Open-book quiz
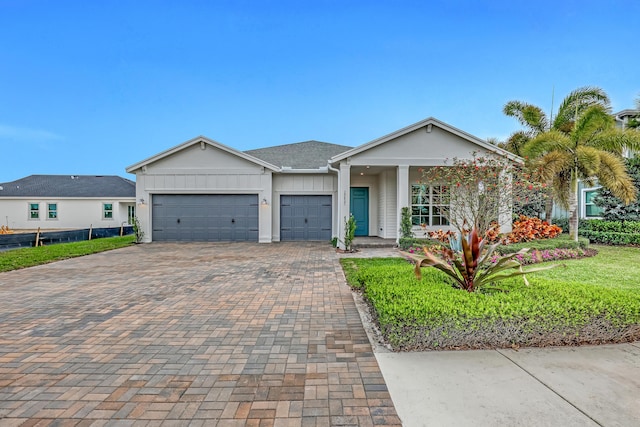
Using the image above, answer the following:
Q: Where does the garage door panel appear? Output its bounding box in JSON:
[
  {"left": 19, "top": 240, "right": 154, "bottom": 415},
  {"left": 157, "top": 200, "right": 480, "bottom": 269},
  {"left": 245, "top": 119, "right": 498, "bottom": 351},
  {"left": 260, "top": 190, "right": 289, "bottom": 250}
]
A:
[
  {"left": 280, "top": 195, "right": 332, "bottom": 241},
  {"left": 152, "top": 194, "right": 258, "bottom": 242}
]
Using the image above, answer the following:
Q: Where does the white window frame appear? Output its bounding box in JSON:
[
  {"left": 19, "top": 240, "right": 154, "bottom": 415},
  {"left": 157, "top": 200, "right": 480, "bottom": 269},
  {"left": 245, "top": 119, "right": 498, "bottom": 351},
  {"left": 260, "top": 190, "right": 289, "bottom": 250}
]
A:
[
  {"left": 411, "top": 184, "right": 450, "bottom": 227},
  {"left": 127, "top": 205, "right": 135, "bottom": 225},
  {"left": 103, "top": 203, "right": 114, "bottom": 220},
  {"left": 47, "top": 202, "right": 58, "bottom": 220},
  {"left": 581, "top": 187, "right": 603, "bottom": 219},
  {"left": 28, "top": 202, "right": 40, "bottom": 220}
]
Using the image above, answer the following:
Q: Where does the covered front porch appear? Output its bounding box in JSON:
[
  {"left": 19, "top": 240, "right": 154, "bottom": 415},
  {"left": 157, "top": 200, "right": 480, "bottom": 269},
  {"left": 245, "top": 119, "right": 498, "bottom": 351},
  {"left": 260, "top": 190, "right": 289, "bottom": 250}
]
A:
[
  {"left": 328, "top": 118, "right": 520, "bottom": 250},
  {"left": 333, "top": 163, "right": 451, "bottom": 245}
]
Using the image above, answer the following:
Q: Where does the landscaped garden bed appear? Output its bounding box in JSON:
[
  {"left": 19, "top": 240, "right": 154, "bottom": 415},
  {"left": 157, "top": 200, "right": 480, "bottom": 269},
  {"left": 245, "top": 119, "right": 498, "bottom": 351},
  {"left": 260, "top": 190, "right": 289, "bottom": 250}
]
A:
[{"left": 341, "top": 245, "right": 640, "bottom": 351}]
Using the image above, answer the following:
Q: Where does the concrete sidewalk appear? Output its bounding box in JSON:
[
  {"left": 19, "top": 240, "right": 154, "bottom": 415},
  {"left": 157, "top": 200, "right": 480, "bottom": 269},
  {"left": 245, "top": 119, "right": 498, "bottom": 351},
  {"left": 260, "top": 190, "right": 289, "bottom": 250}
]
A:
[{"left": 377, "top": 343, "right": 640, "bottom": 426}]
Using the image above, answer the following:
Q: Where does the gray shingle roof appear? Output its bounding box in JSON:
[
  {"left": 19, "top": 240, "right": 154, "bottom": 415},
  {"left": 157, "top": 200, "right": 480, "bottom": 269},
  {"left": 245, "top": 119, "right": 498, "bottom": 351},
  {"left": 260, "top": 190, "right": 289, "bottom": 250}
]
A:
[
  {"left": 245, "top": 140, "right": 352, "bottom": 169},
  {"left": 0, "top": 175, "right": 136, "bottom": 198}
]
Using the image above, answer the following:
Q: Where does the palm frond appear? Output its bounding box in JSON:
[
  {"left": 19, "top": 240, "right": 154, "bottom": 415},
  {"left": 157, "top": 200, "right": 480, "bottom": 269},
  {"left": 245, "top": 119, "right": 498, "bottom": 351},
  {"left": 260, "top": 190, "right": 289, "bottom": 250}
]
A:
[
  {"left": 589, "top": 128, "right": 640, "bottom": 154},
  {"left": 502, "top": 131, "right": 530, "bottom": 157},
  {"left": 533, "top": 151, "right": 572, "bottom": 184},
  {"left": 596, "top": 152, "right": 637, "bottom": 204},
  {"left": 573, "top": 105, "right": 614, "bottom": 143},
  {"left": 503, "top": 101, "right": 548, "bottom": 134},
  {"left": 552, "top": 171, "right": 572, "bottom": 209},
  {"left": 553, "top": 86, "right": 610, "bottom": 131},
  {"left": 576, "top": 146, "right": 601, "bottom": 178},
  {"left": 522, "top": 130, "right": 573, "bottom": 158}
]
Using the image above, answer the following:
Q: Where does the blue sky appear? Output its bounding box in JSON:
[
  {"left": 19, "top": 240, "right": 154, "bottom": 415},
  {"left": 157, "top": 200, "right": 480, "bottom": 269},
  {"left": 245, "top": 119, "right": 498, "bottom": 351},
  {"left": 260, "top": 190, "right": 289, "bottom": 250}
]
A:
[{"left": 1, "top": 0, "right": 638, "bottom": 182}]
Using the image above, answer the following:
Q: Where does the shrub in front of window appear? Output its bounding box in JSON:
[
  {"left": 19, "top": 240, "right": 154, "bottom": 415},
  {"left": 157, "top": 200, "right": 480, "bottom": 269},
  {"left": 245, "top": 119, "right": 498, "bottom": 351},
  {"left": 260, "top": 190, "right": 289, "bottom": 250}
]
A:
[{"left": 419, "top": 154, "right": 544, "bottom": 236}]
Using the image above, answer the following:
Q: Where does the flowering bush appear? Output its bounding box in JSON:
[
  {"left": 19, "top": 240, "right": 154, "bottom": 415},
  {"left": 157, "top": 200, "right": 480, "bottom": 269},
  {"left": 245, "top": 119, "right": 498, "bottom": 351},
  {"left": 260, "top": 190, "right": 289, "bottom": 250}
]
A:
[
  {"left": 491, "top": 248, "right": 588, "bottom": 265},
  {"left": 419, "top": 154, "right": 546, "bottom": 235}
]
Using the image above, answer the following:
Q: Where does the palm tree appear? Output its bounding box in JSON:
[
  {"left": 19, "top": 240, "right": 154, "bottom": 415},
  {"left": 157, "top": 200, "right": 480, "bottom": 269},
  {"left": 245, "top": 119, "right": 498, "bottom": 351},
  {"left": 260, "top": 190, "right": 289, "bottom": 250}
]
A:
[
  {"left": 503, "top": 87, "right": 610, "bottom": 219},
  {"left": 522, "top": 104, "right": 640, "bottom": 241}
]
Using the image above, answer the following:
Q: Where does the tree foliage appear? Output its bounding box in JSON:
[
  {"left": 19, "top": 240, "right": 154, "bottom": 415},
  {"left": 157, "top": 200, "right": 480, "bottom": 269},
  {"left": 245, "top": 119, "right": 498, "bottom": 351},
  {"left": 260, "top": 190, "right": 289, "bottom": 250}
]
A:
[
  {"left": 501, "top": 87, "right": 611, "bottom": 219},
  {"left": 594, "top": 157, "right": 640, "bottom": 221},
  {"left": 522, "top": 103, "right": 640, "bottom": 241},
  {"left": 420, "top": 154, "right": 544, "bottom": 235}
]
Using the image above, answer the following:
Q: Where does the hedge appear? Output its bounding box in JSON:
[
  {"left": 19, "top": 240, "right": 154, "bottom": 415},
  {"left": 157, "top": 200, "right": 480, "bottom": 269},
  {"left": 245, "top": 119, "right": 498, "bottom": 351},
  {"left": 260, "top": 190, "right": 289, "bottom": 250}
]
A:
[{"left": 552, "top": 218, "right": 640, "bottom": 245}]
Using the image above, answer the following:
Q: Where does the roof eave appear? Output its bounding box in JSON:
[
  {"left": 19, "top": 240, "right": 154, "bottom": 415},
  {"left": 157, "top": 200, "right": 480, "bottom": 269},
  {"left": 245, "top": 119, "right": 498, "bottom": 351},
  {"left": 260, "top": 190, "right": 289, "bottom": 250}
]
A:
[
  {"left": 126, "top": 136, "right": 281, "bottom": 173},
  {"left": 329, "top": 117, "right": 523, "bottom": 164}
]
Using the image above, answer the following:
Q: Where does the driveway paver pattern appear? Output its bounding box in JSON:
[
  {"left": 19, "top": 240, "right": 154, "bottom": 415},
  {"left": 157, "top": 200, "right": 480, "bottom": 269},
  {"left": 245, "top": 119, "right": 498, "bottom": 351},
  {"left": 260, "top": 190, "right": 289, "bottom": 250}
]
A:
[{"left": 0, "top": 242, "right": 401, "bottom": 426}]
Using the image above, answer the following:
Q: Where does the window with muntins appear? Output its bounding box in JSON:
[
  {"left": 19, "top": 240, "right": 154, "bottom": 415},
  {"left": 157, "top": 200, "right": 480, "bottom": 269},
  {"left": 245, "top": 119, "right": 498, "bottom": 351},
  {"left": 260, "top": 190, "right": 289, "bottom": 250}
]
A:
[
  {"left": 127, "top": 205, "right": 135, "bottom": 225},
  {"left": 411, "top": 184, "right": 450, "bottom": 226},
  {"left": 47, "top": 203, "right": 57, "bottom": 219},
  {"left": 103, "top": 203, "right": 113, "bottom": 219},
  {"left": 29, "top": 203, "right": 39, "bottom": 219},
  {"left": 584, "top": 189, "right": 603, "bottom": 218}
]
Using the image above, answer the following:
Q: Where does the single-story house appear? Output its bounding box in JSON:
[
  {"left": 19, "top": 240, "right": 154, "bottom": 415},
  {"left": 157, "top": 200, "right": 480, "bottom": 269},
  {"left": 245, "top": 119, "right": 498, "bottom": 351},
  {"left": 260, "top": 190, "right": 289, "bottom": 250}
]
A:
[
  {"left": 126, "top": 117, "right": 519, "bottom": 246},
  {"left": 0, "top": 175, "right": 136, "bottom": 230}
]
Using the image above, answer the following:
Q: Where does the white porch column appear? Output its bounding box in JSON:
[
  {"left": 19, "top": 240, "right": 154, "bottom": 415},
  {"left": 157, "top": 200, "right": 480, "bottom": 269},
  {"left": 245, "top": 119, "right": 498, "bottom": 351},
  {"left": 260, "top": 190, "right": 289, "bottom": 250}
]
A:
[
  {"left": 396, "top": 165, "right": 409, "bottom": 242},
  {"left": 337, "top": 162, "right": 351, "bottom": 249}
]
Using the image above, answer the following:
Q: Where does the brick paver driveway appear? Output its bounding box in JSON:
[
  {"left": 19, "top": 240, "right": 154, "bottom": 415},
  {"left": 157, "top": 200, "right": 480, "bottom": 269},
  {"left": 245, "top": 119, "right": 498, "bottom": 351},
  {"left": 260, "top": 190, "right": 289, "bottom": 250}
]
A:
[{"left": 0, "top": 243, "right": 401, "bottom": 426}]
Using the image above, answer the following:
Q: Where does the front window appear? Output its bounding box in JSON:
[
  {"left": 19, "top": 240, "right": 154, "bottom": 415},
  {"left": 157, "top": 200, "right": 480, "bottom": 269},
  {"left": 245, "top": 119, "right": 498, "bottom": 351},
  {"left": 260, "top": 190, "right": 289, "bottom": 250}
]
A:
[
  {"left": 584, "top": 189, "right": 603, "bottom": 218},
  {"left": 411, "top": 184, "right": 450, "bottom": 226},
  {"left": 29, "top": 203, "right": 39, "bottom": 219},
  {"left": 47, "top": 203, "right": 57, "bottom": 219},
  {"left": 103, "top": 203, "right": 113, "bottom": 219},
  {"left": 127, "top": 205, "right": 135, "bottom": 225}
]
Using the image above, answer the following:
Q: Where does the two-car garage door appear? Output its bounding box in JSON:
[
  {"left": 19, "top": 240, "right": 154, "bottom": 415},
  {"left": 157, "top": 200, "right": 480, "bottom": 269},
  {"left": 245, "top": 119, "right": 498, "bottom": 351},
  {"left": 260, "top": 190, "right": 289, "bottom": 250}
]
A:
[
  {"left": 152, "top": 194, "right": 258, "bottom": 242},
  {"left": 151, "top": 194, "right": 332, "bottom": 242}
]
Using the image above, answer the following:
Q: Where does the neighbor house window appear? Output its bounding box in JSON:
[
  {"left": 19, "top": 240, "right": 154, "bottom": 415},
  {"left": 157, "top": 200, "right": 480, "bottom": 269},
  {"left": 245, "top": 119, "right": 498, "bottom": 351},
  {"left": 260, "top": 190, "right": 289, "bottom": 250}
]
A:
[
  {"left": 583, "top": 188, "right": 603, "bottom": 218},
  {"left": 103, "top": 203, "right": 113, "bottom": 219},
  {"left": 29, "top": 203, "right": 39, "bottom": 219},
  {"left": 47, "top": 203, "right": 58, "bottom": 219},
  {"left": 411, "top": 184, "right": 450, "bottom": 226}
]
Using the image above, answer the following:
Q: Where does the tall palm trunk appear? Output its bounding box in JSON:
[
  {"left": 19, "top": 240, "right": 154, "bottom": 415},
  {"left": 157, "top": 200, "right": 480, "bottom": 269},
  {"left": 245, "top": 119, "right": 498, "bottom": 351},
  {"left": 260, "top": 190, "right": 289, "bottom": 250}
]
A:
[{"left": 568, "top": 171, "right": 579, "bottom": 241}]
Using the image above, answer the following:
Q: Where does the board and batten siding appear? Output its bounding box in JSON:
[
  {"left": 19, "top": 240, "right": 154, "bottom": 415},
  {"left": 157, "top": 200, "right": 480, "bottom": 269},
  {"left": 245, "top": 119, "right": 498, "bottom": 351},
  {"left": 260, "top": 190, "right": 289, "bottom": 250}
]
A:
[
  {"left": 272, "top": 174, "right": 338, "bottom": 241},
  {"left": 133, "top": 143, "right": 273, "bottom": 243},
  {"left": 376, "top": 170, "right": 397, "bottom": 239}
]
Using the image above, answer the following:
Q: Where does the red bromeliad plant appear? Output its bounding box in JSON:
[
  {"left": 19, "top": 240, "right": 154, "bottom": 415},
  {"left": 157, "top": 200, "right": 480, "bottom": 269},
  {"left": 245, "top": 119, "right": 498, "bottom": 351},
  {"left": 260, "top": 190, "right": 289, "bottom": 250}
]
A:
[{"left": 404, "top": 226, "right": 560, "bottom": 292}]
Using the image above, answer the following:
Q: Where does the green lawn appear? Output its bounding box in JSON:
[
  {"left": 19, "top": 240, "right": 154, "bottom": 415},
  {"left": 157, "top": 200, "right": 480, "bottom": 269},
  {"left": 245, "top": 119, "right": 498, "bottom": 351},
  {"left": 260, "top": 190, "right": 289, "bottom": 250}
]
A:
[
  {"left": 0, "top": 236, "right": 135, "bottom": 272},
  {"left": 533, "top": 245, "right": 640, "bottom": 289},
  {"left": 341, "top": 245, "right": 640, "bottom": 350}
]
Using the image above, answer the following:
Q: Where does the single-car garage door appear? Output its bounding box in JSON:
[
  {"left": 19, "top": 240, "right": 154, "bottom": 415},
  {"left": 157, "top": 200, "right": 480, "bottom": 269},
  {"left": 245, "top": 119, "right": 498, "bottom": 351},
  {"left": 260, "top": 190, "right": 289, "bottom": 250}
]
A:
[
  {"left": 152, "top": 194, "right": 259, "bottom": 242},
  {"left": 280, "top": 195, "right": 332, "bottom": 241}
]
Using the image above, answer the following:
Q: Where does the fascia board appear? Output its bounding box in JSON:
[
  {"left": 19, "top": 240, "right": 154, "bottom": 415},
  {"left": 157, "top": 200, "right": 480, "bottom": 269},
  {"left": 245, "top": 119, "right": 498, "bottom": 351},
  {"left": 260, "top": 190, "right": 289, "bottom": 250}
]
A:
[{"left": 126, "top": 136, "right": 280, "bottom": 173}]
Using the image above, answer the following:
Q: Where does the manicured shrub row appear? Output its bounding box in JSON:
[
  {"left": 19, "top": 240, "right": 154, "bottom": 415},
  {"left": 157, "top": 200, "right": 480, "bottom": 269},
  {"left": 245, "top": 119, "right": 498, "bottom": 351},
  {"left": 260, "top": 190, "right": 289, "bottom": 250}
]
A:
[
  {"left": 552, "top": 218, "right": 640, "bottom": 245},
  {"left": 579, "top": 219, "right": 640, "bottom": 233},
  {"left": 580, "top": 231, "right": 640, "bottom": 246},
  {"left": 340, "top": 258, "right": 640, "bottom": 351}
]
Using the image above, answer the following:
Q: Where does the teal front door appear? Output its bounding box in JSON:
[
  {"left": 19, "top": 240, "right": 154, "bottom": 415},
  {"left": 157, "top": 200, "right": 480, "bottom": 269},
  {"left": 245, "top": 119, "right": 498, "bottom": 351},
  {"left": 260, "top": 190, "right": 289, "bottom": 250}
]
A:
[{"left": 350, "top": 187, "right": 369, "bottom": 237}]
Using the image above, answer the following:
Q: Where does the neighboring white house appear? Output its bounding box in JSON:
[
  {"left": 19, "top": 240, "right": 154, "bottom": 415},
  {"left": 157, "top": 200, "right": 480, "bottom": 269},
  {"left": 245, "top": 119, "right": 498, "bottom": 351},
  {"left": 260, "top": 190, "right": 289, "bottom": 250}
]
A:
[
  {"left": 126, "top": 117, "right": 520, "bottom": 246},
  {"left": 0, "top": 175, "right": 136, "bottom": 230}
]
